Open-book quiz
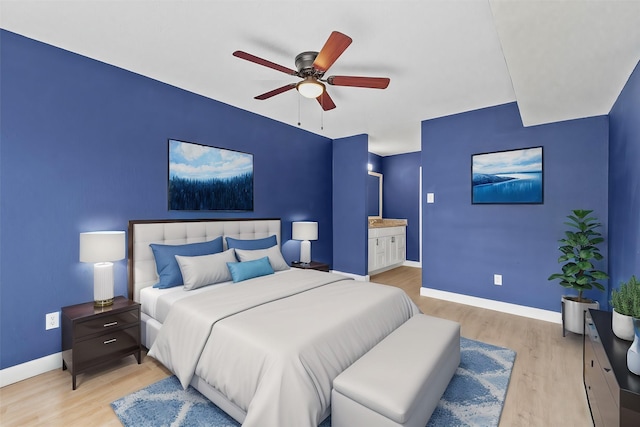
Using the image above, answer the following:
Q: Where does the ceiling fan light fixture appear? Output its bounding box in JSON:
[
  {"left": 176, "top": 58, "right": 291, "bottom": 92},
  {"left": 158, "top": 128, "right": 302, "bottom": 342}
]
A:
[{"left": 296, "top": 77, "right": 325, "bottom": 99}]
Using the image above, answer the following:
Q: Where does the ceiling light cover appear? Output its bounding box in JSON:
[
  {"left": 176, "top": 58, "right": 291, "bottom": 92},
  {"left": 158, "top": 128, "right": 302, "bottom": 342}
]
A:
[{"left": 297, "top": 78, "right": 325, "bottom": 99}]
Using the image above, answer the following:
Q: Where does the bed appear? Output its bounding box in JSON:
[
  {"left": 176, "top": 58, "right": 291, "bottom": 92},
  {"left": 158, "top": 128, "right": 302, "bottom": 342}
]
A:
[{"left": 128, "top": 218, "right": 419, "bottom": 427}]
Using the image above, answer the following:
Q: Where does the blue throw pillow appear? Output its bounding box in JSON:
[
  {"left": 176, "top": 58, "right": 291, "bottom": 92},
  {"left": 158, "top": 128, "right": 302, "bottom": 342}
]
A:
[
  {"left": 227, "top": 257, "right": 274, "bottom": 283},
  {"left": 151, "top": 237, "right": 223, "bottom": 288},
  {"left": 226, "top": 235, "right": 277, "bottom": 250}
]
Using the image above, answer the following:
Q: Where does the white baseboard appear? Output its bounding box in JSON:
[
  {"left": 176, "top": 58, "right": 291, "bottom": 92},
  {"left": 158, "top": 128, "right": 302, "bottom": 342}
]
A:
[
  {"left": 1, "top": 352, "right": 61, "bottom": 388},
  {"left": 420, "top": 287, "right": 562, "bottom": 324},
  {"left": 369, "top": 260, "right": 421, "bottom": 277},
  {"left": 403, "top": 260, "right": 421, "bottom": 268},
  {"left": 331, "top": 270, "right": 368, "bottom": 281}
]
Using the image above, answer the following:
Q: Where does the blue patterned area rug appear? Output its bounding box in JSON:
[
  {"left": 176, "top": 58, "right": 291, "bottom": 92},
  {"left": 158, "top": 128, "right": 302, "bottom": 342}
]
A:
[{"left": 111, "top": 337, "right": 515, "bottom": 427}]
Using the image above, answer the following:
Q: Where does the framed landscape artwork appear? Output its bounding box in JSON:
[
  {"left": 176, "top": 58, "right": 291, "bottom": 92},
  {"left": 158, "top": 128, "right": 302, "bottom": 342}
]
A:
[
  {"left": 471, "top": 146, "right": 543, "bottom": 204},
  {"left": 168, "top": 139, "right": 254, "bottom": 211}
]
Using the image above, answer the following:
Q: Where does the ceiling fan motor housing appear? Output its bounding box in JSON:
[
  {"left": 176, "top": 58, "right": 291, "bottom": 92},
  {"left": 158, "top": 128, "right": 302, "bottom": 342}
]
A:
[{"left": 295, "top": 51, "right": 321, "bottom": 77}]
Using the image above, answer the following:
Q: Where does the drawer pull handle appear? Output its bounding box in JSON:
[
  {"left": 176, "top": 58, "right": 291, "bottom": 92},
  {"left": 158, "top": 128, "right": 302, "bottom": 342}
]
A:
[
  {"left": 103, "top": 321, "right": 118, "bottom": 327},
  {"left": 103, "top": 338, "right": 117, "bottom": 344}
]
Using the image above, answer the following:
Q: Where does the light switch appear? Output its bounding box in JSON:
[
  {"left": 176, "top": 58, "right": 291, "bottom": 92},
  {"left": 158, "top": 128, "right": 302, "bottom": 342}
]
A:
[{"left": 426, "top": 193, "right": 435, "bottom": 204}]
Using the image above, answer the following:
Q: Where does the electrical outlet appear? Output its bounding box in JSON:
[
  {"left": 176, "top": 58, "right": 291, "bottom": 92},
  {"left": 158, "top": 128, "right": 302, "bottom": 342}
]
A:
[
  {"left": 46, "top": 312, "right": 59, "bottom": 330},
  {"left": 494, "top": 274, "right": 502, "bottom": 286}
]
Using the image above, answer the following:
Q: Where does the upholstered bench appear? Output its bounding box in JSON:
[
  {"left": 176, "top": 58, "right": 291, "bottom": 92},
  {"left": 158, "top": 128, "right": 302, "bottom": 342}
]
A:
[{"left": 331, "top": 314, "right": 460, "bottom": 427}]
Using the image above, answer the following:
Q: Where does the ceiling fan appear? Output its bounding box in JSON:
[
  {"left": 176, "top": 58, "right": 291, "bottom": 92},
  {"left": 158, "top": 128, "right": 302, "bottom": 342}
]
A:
[{"left": 233, "top": 31, "right": 390, "bottom": 111}]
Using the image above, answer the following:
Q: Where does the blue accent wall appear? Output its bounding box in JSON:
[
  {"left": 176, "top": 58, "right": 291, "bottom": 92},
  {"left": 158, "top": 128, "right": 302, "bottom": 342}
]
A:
[
  {"left": 333, "top": 135, "right": 368, "bottom": 275},
  {"left": 609, "top": 59, "right": 640, "bottom": 289},
  {"left": 421, "top": 103, "right": 609, "bottom": 313},
  {"left": 0, "top": 30, "right": 333, "bottom": 369},
  {"left": 382, "top": 152, "right": 421, "bottom": 262},
  {"left": 367, "top": 152, "right": 383, "bottom": 173}
]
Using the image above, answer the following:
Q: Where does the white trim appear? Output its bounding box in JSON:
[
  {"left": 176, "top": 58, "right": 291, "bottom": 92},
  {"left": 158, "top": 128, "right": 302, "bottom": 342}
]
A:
[
  {"left": 1, "top": 352, "right": 61, "bottom": 387},
  {"left": 331, "top": 270, "right": 368, "bottom": 281},
  {"left": 420, "top": 287, "right": 562, "bottom": 324},
  {"left": 419, "top": 166, "right": 422, "bottom": 266},
  {"left": 403, "top": 260, "right": 421, "bottom": 268}
]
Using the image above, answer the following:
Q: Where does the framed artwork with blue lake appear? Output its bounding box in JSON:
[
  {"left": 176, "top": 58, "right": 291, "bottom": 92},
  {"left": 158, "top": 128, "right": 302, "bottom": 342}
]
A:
[
  {"left": 168, "top": 139, "right": 253, "bottom": 211},
  {"left": 471, "top": 146, "right": 543, "bottom": 204}
]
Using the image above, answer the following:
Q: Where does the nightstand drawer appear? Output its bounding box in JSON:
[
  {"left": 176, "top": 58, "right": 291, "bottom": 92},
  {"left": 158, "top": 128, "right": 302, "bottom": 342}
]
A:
[
  {"left": 74, "top": 325, "right": 139, "bottom": 368},
  {"left": 75, "top": 309, "right": 139, "bottom": 338}
]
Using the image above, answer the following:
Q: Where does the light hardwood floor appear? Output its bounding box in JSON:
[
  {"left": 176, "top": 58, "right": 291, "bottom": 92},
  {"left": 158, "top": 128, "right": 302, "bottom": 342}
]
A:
[{"left": 0, "top": 266, "right": 592, "bottom": 426}]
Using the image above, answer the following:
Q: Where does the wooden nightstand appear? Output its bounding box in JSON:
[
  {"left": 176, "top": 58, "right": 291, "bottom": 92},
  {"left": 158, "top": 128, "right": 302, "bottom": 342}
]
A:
[
  {"left": 61, "top": 296, "right": 141, "bottom": 390},
  {"left": 291, "top": 261, "right": 330, "bottom": 272}
]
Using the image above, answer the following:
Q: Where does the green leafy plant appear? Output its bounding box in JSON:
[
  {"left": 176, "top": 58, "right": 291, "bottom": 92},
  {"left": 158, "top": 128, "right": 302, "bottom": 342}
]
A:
[
  {"left": 548, "top": 209, "right": 608, "bottom": 302},
  {"left": 611, "top": 275, "right": 640, "bottom": 318}
]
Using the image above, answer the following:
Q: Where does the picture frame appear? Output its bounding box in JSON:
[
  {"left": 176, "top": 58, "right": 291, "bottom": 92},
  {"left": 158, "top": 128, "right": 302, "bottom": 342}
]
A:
[
  {"left": 471, "top": 146, "right": 543, "bottom": 204},
  {"left": 168, "top": 139, "right": 254, "bottom": 211}
]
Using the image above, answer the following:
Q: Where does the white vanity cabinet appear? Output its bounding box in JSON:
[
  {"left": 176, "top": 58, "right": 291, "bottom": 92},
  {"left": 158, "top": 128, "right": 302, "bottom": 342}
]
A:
[{"left": 368, "top": 226, "right": 406, "bottom": 274}]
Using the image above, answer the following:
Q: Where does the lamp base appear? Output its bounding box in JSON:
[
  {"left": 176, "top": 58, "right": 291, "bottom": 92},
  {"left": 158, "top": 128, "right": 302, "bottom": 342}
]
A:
[
  {"left": 94, "top": 298, "right": 114, "bottom": 308},
  {"left": 94, "top": 262, "right": 115, "bottom": 308},
  {"left": 300, "top": 240, "right": 311, "bottom": 264}
]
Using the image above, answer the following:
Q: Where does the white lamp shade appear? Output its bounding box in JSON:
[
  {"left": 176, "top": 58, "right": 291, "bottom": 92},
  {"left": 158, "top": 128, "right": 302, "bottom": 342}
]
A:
[
  {"left": 80, "top": 231, "right": 125, "bottom": 263},
  {"left": 292, "top": 222, "right": 318, "bottom": 241}
]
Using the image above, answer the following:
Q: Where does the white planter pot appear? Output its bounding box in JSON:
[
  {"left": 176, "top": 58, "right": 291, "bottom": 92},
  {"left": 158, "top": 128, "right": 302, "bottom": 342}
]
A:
[
  {"left": 612, "top": 309, "right": 635, "bottom": 341},
  {"left": 627, "top": 318, "right": 640, "bottom": 375},
  {"left": 562, "top": 296, "right": 599, "bottom": 335}
]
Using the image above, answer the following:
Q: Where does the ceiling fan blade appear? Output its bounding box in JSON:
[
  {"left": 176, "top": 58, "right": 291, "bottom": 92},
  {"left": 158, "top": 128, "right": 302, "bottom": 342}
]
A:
[
  {"left": 316, "top": 90, "right": 336, "bottom": 111},
  {"left": 313, "top": 31, "right": 352, "bottom": 73},
  {"left": 254, "top": 84, "right": 297, "bottom": 100},
  {"left": 327, "top": 76, "right": 390, "bottom": 89},
  {"left": 233, "top": 51, "right": 297, "bottom": 75}
]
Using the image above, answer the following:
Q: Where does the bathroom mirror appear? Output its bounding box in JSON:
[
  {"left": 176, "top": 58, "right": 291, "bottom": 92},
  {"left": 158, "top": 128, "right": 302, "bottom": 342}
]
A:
[{"left": 367, "top": 171, "right": 383, "bottom": 219}]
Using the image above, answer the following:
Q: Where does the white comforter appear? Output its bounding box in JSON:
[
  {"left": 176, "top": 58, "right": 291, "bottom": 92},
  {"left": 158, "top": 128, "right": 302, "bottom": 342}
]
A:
[{"left": 148, "top": 269, "right": 419, "bottom": 427}]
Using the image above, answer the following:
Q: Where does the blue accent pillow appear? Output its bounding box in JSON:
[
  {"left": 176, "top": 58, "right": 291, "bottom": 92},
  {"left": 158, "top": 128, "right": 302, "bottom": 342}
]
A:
[
  {"left": 150, "top": 237, "right": 223, "bottom": 289},
  {"left": 226, "top": 256, "right": 274, "bottom": 283},
  {"left": 226, "top": 235, "right": 277, "bottom": 250}
]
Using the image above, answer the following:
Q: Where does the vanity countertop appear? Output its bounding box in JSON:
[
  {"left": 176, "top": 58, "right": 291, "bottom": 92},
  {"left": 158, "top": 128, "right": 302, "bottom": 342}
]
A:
[{"left": 368, "top": 218, "right": 408, "bottom": 228}]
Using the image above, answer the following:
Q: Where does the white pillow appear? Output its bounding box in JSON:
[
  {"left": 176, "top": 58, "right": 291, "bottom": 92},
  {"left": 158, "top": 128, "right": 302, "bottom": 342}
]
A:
[
  {"left": 175, "top": 249, "right": 237, "bottom": 290},
  {"left": 235, "top": 246, "right": 290, "bottom": 271}
]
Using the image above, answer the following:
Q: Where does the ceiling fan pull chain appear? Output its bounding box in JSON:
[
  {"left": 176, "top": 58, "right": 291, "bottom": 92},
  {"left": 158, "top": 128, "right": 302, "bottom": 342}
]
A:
[
  {"left": 298, "top": 94, "right": 301, "bottom": 126},
  {"left": 321, "top": 107, "right": 324, "bottom": 130}
]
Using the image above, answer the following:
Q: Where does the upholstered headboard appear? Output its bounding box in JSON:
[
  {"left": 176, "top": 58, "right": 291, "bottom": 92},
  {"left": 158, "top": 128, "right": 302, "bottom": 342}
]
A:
[{"left": 128, "top": 218, "right": 281, "bottom": 302}]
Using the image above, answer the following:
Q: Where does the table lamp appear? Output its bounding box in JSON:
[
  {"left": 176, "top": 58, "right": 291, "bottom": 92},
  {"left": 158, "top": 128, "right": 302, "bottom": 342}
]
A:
[
  {"left": 80, "top": 231, "right": 125, "bottom": 307},
  {"left": 292, "top": 221, "right": 318, "bottom": 264}
]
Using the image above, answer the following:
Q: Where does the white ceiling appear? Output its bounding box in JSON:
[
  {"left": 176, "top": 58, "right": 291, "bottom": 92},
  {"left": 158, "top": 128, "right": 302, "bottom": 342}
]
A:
[{"left": 2, "top": 0, "right": 639, "bottom": 156}]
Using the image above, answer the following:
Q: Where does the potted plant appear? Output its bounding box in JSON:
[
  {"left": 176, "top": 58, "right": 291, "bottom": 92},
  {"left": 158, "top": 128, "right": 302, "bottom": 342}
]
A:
[
  {"left": 623, "top": 279, "right": 640, "bottom": 375},
  {"left": 548, "top": 209, "right": 608, "bottom": 335},
  {"left": 611, "top": 276, "right": 640, "bottom": 341}
]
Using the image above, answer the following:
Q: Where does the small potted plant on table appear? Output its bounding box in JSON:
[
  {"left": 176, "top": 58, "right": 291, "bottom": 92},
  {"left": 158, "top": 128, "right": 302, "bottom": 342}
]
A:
[
  {"left": 611, "top": 275, "right": 640, "bottom": 341},
  {"left": 619, "top": 278, "right": 640, "bottom": 375},
  {"left": 548, "top": 209, "right": 608, "bottom": 335}
]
